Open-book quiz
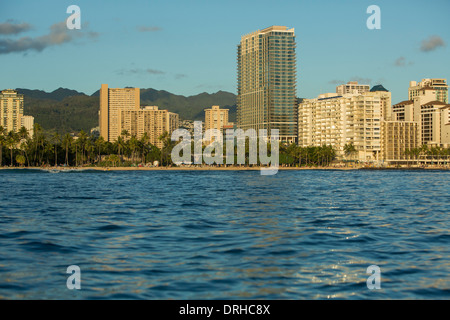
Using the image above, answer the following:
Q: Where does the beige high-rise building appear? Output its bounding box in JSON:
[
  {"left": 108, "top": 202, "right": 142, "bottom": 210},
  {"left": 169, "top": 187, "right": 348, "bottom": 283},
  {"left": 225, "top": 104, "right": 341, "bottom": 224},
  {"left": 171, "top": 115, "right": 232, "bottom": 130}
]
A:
[
  {"left": 418, "top": 101, "right": 450, "bottom": 147},
  {"left": 205, "top": 106, "right": 229, "bottom": 131},
  {"left": 336, "top": 81, "right": 370, "bottom": 95},
  {"left": 204, "top": 105, "right": 233, "bottom": 142},
  {"left": 0, "top": 89, "right": 24, "bottom": 133},
  {"left": 408, "top": 78, "right": 448, "bottom": 103},
  {"left": 299, "top": 92, "right": 385, "bottom": 162},
  {"left": 20, "top": 115, "right": 34, "bottom": 137},
  {"left": 372, "top": 89, "right": 392, "bottom": 121},
  {"left": 99, "top": 84, "right": 140, "bottom": 142},
  {"left": 237, "top": 26, "right": 297, "bottom": 143},
  {"left": 393, "top": 84, "right": 450, "bottom": 147},
  {"left": 120, "top": 106, "right": 179, "bottom": 149}
]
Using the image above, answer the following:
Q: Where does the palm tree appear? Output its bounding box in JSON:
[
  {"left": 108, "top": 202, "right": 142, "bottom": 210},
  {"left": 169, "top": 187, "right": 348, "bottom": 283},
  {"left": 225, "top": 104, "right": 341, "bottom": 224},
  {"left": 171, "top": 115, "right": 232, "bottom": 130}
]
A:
[
  {"left": 128, "top": 135, "right": 139, "bottom": 164},
  {"left": 16, "top": 154, "right": 26, "bottom": 167},
  {"left": 85, "top": 138, "right": 95, "bottom": 165},
  {"left": 295, "top": 146, "right": 304, "bottom": 167},
  {"left": 18, "top": 126, "right": 29, "bottom": 141},
  {"left": 115, "top": 136, "right": 126, "bottom": 164},
  {"left": 77, "top": 131, "right": 88, "bottom": 165},
  {"left": 108, "top": 154, "right": 119, "bottom": 167},
  {"left": 62, "top": 133, "right": 73, "bottom": 166},
  {"left": 51, "top": 132, "right": 60, "bottom": 166},
  {"left": 95, "top": 136, "right": 106, "bottom": 163},
  {"left": 344, "top": 143, "right": 357, "bottom": 164},
  {"left": 158, "top": 131, "right": 171, "bottom": 166},
  {"left": 121, "top": 129, "right": 130, "bottom": 141},
  {"left": 0, "top": 126, "right": 5, "bottom": 167},
  {"left": 19, "top": 139, "right": 31, "bottom": 167},
  {"left": 419, "top": 145, "right": 429, "bottom": 165},
  {"left": 140, "top": 132, "right": 150, "bottom": 163},
  {"left": 32, "top": 123, "right": 45, "bottom": 166},
  {"left": 6, "top": 131, "right": 19, "bottom": 166}
]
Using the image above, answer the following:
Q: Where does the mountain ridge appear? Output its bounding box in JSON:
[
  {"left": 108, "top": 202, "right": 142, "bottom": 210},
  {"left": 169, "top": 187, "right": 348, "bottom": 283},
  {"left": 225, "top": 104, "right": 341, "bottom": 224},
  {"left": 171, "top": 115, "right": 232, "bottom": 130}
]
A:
[{"left": 11, "top": 87, "right": 237, "bottom": 134}]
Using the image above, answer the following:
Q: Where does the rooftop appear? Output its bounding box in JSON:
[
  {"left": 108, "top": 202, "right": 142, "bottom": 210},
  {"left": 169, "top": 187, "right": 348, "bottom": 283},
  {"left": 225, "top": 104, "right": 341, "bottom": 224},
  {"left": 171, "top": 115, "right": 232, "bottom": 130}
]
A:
[
  {"left": 393, "top": 100, "right": 414, "bottom": 106},
  {"left": 370, "top": 84, "right": 389, "bottom": 92},
  {"left": 422, "top": 100, "right": 448, "bottom": 106}
]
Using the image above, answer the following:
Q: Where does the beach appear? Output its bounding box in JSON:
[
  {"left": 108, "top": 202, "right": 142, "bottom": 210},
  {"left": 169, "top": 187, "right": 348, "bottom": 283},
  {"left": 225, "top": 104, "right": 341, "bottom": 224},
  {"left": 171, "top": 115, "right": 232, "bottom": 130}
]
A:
[{"left": 1, "top": 165, "right": 448, "bottom": 171}]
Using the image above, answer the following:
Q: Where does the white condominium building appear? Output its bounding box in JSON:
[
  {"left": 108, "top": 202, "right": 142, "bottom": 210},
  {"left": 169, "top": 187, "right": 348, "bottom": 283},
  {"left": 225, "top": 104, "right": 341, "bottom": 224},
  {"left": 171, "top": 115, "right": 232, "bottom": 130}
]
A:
[{"left": 298, "top": 90, "right": 390, "bottom": 162}]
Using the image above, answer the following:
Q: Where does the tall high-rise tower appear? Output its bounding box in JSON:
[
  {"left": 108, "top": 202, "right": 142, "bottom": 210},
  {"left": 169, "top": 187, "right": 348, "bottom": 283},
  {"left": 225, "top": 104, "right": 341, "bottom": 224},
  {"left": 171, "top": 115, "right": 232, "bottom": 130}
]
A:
[
  {"left": 237, "top": 26, "right": 297, "bottom": 143},
  {"left": 99, "top": 84, "right": 140, "bottom": 142}
]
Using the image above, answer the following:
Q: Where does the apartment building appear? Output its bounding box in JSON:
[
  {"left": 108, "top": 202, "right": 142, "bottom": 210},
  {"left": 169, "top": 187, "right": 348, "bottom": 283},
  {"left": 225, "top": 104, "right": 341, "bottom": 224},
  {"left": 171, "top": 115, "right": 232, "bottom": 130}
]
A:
[
  {"left": 0, "top": 89, "right": 24, "bottom": 133},
  {"left": 237, "top": 26, "right": 297, "bottom": 143},
  {"left": 204, "top": 105, "right": 233, "bottom": 142},
  {"left": 120, "top": 106, "right": 179, "bottom": 149},
  {"left": 298, "top": 90, "right": 388, "bottom": 162}
]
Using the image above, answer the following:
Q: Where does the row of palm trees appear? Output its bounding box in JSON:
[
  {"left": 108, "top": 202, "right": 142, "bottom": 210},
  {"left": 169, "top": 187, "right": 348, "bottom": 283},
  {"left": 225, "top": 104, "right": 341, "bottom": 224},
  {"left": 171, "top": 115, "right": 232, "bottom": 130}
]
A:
[
  {"left": 405, "top": 145, "right": 450, "bottom": 160},
  {"left": 0, "top": 126, "right": 29, "bottom": 166},
  {"left": 0, "top": 125, "right": 164, "bottom": 167},
  {"left": 281, "top": 143, "right": 337, "bottom": 167}
]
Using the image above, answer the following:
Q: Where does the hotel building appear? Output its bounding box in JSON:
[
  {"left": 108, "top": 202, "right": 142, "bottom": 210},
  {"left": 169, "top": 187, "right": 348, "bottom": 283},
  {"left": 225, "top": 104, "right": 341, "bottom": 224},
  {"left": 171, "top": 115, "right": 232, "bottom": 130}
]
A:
[
  {"left": 0, "top": 89, "right": 24, "bottom": 133},
  {"left": 237, "top": 26, "right": 297, "bottom": 143},
  {"left": 99, "top": 84, "right": 140, "bottom": 142},
  {"left": 408, "top": 79, "right": 448, "bottom": 103},
  {"left": 120, "top": 106, "right": 179, "bottom": 149},
  {"left": 99, "top": 84, "right": 180, "bottom": 148},
  {"left": 393, "top": 83, "right": 450, "bottom": 147},
  {"left": 381, "top": 121, "right": 419, "bottom": 163}
]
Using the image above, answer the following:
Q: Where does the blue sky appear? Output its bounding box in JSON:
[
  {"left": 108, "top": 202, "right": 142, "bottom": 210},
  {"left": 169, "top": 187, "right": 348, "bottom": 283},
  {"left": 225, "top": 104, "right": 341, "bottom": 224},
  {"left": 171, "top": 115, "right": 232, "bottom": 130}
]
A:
[{"left": 0, "top": 0, "right": 449, "bottom": 104}]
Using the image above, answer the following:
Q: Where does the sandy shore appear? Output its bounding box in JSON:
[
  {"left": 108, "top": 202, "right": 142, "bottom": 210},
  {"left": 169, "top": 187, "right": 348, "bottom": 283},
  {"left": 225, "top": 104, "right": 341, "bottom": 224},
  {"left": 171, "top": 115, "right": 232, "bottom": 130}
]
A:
[
  {"left": 1, "top": 166, "right": 448, "bottom": 171},
  {"left": 0, "top": 166, "right": 353, "bottom": 171}
]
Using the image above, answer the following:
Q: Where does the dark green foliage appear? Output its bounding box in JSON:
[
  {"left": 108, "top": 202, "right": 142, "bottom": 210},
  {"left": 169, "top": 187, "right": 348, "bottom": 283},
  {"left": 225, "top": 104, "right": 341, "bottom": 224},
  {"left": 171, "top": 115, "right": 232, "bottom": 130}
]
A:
[{"left": 23, "top": 95, "right": 99, "bottom": 135}]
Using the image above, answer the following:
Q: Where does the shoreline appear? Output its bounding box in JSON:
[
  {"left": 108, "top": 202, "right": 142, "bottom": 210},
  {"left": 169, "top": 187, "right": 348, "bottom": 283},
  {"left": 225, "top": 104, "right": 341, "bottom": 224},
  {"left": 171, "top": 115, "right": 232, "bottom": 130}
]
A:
[{"left": 1, "top": 166, "right": 449, "bottom": 171}]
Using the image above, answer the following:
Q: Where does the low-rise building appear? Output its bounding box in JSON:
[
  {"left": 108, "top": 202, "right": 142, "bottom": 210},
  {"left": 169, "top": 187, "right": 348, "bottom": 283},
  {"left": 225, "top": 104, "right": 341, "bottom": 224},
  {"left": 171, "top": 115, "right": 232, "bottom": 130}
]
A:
[
  {"left": 20, "top": 115, "right": 34, "bottom": 137},
  {"left": 381, "top": 121, "right": 419, "bottom": 164}
]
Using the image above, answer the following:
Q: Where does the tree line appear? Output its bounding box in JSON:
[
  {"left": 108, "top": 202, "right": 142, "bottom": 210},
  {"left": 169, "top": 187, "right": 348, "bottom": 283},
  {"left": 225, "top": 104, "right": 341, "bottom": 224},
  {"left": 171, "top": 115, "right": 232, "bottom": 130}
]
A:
[
  {"left": 0, "top": 124, "right": 339, "bottom": 168},
  {"left": 404, "top": 146, "right": 450, "bottom": 160}
]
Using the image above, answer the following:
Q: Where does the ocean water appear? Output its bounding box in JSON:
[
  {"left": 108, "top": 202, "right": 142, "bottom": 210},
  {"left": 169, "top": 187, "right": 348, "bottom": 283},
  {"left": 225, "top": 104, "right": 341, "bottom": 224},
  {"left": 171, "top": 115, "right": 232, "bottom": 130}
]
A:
[{"left": 0, "top": 169, "right": 449, "bottom": 300}]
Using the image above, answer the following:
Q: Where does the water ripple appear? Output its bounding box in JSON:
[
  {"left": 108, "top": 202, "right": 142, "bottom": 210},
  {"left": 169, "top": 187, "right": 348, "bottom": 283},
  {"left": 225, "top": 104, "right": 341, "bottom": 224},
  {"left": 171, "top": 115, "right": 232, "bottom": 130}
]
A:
[{"left": 0, "top": 169, "right": 449, "bottom": 299}]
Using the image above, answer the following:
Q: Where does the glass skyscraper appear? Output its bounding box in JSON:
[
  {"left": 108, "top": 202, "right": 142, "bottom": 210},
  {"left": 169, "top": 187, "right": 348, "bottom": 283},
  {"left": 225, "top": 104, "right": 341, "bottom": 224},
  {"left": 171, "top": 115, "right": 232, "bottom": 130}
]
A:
[{"left": 237, "top": 26, "right": 297, "bottom": 143}]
